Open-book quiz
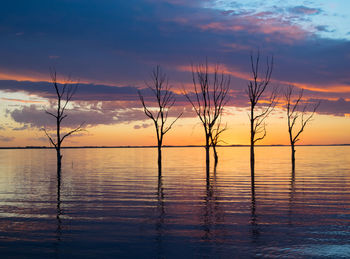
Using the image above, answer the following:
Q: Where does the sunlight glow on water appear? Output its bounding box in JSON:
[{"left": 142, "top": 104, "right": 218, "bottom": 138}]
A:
[{"left": 0, "top": 146, "right": 349, "bottom": 258}]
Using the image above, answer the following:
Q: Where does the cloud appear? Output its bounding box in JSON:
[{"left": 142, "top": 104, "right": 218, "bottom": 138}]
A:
[
  {"left": 0, "top": 78, "right": 195, "bottom": 108},
  {"left": 26, "top": 136, "right": 49, "bottom": 143},
  {"left": 13, "top": 125, "right": 29, "bottom": 131},
  {"left": 9, "top": 99, "right": 199, "bottom": 129},
  {"left": 0, "top": 0, "right": 349, "bottom": 121},
  {"left": 307, "top": 98, "right": 350, "bottom": 117},
  {"left": 0, "top": 80, "right": 142, "bottom": 102},
  {"left": 1, "top": 97, "right": 45, "bottom": 104},
  {"left": 0, "top": 136, "right": 15, "bottom": 142},
  {"left": 196, "top": 13, "right": 309, "bottom": 43},
  {"left": 288, "top": 6, "right": 321, "bottom": 15},
  {"left": 315, "top": 25, "right": 334, "bottom": 33},
  {"left": 9, "top": 104, "right": 148, "bottom": 129},
  {"left": 133, "top": 123, "right": 152, "bottom": 129}
]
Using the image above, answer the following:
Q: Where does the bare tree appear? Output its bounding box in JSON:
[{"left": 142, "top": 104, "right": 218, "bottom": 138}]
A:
[
  {"left": 138, "top": 65, "right": 182, "bottom": 173},
  {"left": 184, "top": 61, "right": 229, "bottom": 172},
  {"left": 43, "top": 69, "right": 83, "bottom": 171},
  {"left": 285, "top": 85, "right": 319, "bottom": 171},
  {"left": 209, "top": 114, "right": 227, "bottom": 166},
  {"left": 247, "top": 52, "right": 277, "bottom": 178}
]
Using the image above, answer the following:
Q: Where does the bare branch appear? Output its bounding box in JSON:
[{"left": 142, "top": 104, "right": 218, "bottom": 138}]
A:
[
  {"left": 44, "top": 68, "right": 84, "bottom": 168},
  {"left": 248, "top": 52, "right": 276, "bottom": 144},
  {"left": 61, "top": 122, "right": 85, "bottom": 143},
  {"left": 285, "top": 85, "right": 319, "bottom": 145},
  {"left": 163, "top": 112, "right": 183, "bottom": 134},
  {"left": 42, "top": 128, "right": 57, "bottom": 149},
  {"left": 45, "top": 110, "right": 57, "bottom": 118},
  {"left": 185, "top": 59, "right": 230, "bottom": 165},
  {"left": 139, "top": 66, "right": 182, "bottom": 149}
]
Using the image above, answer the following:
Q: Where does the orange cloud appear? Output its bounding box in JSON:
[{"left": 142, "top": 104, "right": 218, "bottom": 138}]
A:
[
  {"left": 177, "top": 63, "right": 350, "bottom": 94},
  {"left": 199, "top": 22, "right": 244, "bottom": 31},
  {"left": 198, "top": 15, "right": 308, "bottom": 43},
  {"left": 177, "top": 64, "right": 252, "bottom": 81},
  {"left": 0, "top": 70, "right": 139, "bottom": 89},
  {"left": 0, "top": 71, "right": 48, "bottom": 82},
  {"left": 1, "top": 98, "right": 45, "bottom": 104},
  {"left": 279, "top": 81, "right": 350, "bottom": 93},
  {"left": 222, "top": 43, "right": 251, "bottom": 51}
]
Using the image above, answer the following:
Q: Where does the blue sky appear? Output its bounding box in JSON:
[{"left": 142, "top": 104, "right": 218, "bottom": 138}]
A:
[{"left": 206, "top": 0, "right": 350, "bottom": 40}]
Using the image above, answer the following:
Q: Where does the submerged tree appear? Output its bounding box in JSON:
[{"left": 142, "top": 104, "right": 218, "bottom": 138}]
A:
[
  {"left": 138, "top": 65, "right": 182, "bottom": 173},
  {"left": 284, "top": 85, "right": 319, "bottom": 171},
  {"left": 184, "top": 61, "right": 229, "bottom": 172},
  {"left": 247, "top": 52, "right": 277, "bottom": 178},
  {"left": 43, "top": 69, "right": 83, "bottom": 171},
  {"left": 209, "top": 114, "right": 227, "bottom": 166}
]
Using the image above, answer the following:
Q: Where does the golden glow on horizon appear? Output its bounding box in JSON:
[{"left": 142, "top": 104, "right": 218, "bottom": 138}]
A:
[{"left": 1, "top": 107, "right": 349, "bottom": 147}]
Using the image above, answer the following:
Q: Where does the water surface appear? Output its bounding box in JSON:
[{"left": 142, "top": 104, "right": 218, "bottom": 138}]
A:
[{"left": 0, "top": 146, "right": 349, "bottom": 258}]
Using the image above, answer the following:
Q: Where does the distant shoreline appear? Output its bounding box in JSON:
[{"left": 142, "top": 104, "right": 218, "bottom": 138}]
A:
[{"left": 0, "top": 144, "right": 349, "bottom": 149}]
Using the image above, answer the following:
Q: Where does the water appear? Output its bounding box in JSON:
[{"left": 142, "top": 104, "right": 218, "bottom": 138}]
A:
[{"left": 0, "top": 146, "right": 349, "bottom": 258}]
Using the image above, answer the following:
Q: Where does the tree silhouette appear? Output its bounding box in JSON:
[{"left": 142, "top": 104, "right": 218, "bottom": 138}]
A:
[
  {"left": 284, "top": 85, "right": 319, "bottom": 171},
  {"left": 184, "top": 61, "right": 229, "bottom": 173},
  {"left": 247, "top": 52, "right": 277, "bottom": 179},
  {"left": 43, "top": 69, "right": 83, "bottom": 171},
  {"left": 209, "top": 114, "right": 227, "bottom": 166},
  {"left": 138, "top": 65, "right": 182, "bottom": 174}
]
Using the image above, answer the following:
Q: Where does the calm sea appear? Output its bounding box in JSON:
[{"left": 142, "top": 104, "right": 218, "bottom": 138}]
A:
[{"left": 0, "top": 146, "right": 349, "bottom": 258}]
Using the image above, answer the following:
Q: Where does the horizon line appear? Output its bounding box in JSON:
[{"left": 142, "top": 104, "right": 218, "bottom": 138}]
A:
[{"left": 0, "top": 144, "right": 349, "bottom": 149}]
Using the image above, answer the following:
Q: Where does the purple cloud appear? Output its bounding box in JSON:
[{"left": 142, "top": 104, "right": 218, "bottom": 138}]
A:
[
  {"left": 307, "top": 98, "right": 350, "bottom": 116},
  {"left": 9, "top": 104, "right": 147, "bottom": 129},
  {"left": 0, "top": 136, "right": 15, "bottom": 142},
  {"left": 288, "top": 6, "right": 321, "bottom": 15},
  {"left": 133, "top": 123, "right": 152, "bottom": 129}
]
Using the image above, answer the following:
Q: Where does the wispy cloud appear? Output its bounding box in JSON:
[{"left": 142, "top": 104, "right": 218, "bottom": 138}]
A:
[
  {"left": 288, "top": 6, "right": 321, "bottom": 15},
  {"left": 0, "top": 136, "right": 15, "bottom": 142}
]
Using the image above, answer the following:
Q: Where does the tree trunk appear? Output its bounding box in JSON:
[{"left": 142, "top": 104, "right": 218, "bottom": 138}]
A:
[
  {"left": 213, "top": 145, "right": 218, "bottom": 166},
  {"left": 205, "top": 133, "right": 210, "bottom": 177},
  {"left": 291, "top": 143, "right": 295, "bottom": 172},
  {"left": 250, "top": 143, "right": 255, "bottom": 181},
  {"left": 250, "top": 115, "right": 255, "bottom": 181},
  {"left": 57, "top": 148, "right": 62, "bottom": 172},
  {"left": 157, "top": 144, "right": 162, "bottom": 176}
]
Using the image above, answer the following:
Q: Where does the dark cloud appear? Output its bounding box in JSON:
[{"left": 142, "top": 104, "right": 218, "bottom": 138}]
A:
[
  {"left": 288, "top": 6, "right": 321, "bottom": 15},
  {"left": 0, "top": 0, "right": 347, "bottom": 89},
  {"left": 315, "top": 25, "right": 334, "bottom": 33},
  {"left": 307, "top": 98, "right": 350, "bottom": 117},
  {"left": 0, "top": 80, "right": 141, "bottom": 102}
]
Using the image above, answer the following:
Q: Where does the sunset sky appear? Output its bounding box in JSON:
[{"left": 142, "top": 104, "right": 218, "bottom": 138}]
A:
[{"left": 0, "top": 0, "right": 349, "bottom": 147}]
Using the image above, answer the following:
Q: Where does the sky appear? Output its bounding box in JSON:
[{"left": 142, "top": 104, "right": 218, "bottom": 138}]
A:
[{"left": 0, "top": 0, "right": 349, "bottom": 147}]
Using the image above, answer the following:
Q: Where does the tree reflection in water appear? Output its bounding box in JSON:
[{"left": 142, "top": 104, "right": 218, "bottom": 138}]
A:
[
  {"left": 155, "top": 172, "right": 165, "bottom": 258},
  {"left": 250, "top": 176, "right": 260, "bottom": 242},
  {"left": 54, "top": 168, "right": 62, "bottom": 258}
]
